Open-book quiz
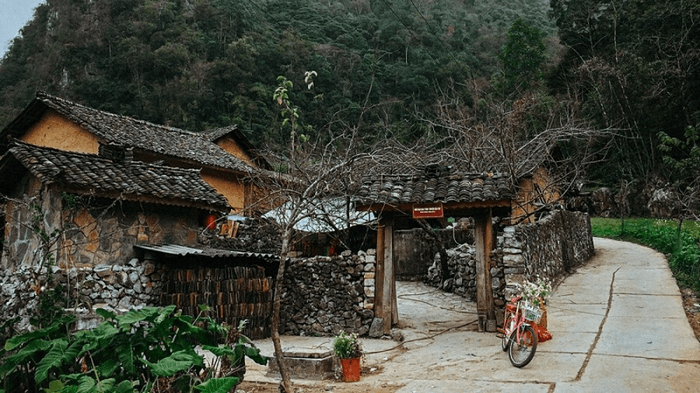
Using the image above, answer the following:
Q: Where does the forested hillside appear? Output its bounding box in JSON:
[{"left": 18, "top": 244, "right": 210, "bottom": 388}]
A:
[
  {"left": 0, "top": 0, "right": 554, "bottom": 144},
  {"left": 1, "top": 0, "right": 698, "bottom": 216}
]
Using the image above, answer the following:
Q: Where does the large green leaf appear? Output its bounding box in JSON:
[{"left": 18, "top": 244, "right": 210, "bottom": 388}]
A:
[
  {"left": 114, "top": 380, "right": 135, "bottom": 393},
  {"left": 44, "top": 379, "right": 64, "bottom": 393},
  {"left": 244, "top": 345, "right": 268, "bottom": 365},
  {"left": 117, "top": 343, "right": 136, "bottom": 376},
  {"left": 115, "top": 307, "right": 161, "bottom": 329},
  {"left": 193, "top": 378, "right": 238, "bottom": 393},
  {"left": 169, "top": 319, "right": 217, "bottom": 348},
  {"left": 75, "top": 375, "right": 96, "bottom": 393},
  {"left": 95, "top": 308, "right": 116, "bottom": 321},
  {"left": 95, "top": 378, "right": 116, "bottom": 392},
  {"left": 35, "top": 340, "right": 69, "bottom": 383},
  {"left": 202, "top": 345, "right": 236, "bottom": 358},
  {"left": 78, "top": 322, "right": 119, "bottom": 354},
  {"left": 0, "top": 338, "right": 52, "bottom": 377},
  {"left": 95, "top": 356, "right": 120, "bottom": 378},
  {"left": 63, "top": 340, "right": 86, "bottom": 365},
  {"left": 140, "top": 350, "right": 202, "bottom": 377},
  {"left": 4, "top": 317, "right": 72, "bottom": 351},
  {"left": 155, "top": 305, "right": 176, "bottom": 324}
]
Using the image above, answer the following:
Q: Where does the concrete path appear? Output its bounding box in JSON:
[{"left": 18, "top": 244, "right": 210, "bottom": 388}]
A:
[{"left": 245, "top": 238, "right": 700, "bottom": 392}]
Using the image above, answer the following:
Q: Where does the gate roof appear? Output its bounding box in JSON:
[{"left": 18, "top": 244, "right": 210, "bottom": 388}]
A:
[{"left": 354, "top": 170, "right": 516, "bottom": 214}]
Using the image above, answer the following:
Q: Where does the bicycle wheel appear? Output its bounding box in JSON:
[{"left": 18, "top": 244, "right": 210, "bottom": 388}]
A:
[
  {"left": 508, "top": 324, "right": 537, "bottom": 368},
  {"left": 501, "top": 313, "right": 514, "bottom": 352}
]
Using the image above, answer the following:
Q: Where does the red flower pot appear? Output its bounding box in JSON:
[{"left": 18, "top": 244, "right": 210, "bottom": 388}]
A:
[{"left": 340, "top": 357, "right": 361, "bottom": 382}]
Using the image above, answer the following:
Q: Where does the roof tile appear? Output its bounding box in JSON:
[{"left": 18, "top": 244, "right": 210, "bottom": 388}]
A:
[
  {"left": 356, "top": 170, "right": 515, "bottom": 206},
  {"left": 7, "top": 141, "right": 230, "bottom": 211},
  {"left": 32, "top": 93, "right": 256, "bottom": 173}
]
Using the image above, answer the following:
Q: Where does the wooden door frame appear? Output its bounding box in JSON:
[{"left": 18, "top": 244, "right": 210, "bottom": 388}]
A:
[{"left": 372, "top": 207, "right": 499, "bottom": 334}]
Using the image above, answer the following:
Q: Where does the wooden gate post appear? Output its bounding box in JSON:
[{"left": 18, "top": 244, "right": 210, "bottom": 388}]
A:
[
  {"left": 373, "top": 219, "right": 396, "bottom": 335},
  {"left": 474, "top": 209, "right": 496, "bottom": 332},
  {"left": 375, "top": 223, "right": 385, "bottom": 324},
  {"left": 382, "top": 220, "right": 395, "bottom": 334}
]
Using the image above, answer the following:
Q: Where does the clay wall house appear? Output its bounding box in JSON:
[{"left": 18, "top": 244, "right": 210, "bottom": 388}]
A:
[
  {"left": 510, "top": 166, "right": 562, "bottom": 224},
  {"left": 0, "top": 141, "right": 280, "bottom": 338},
  {"left": 0, "top": 92, "right": 271, "bottom": 216},
  {"left": 0, "top": 140, "right": 231, "bottom": 270}
]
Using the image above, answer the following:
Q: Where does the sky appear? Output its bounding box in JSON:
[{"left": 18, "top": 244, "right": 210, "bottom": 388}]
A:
[{"left": 0, "top": 0, "right": 45, "bottom": 57}]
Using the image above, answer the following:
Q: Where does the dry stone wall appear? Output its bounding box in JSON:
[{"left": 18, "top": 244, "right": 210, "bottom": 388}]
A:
[
  {"left": 1, "top": 188, "right": 199, "bottom": 270},
  {"left": 502, "top": 210, "right": 594, "bottom": 298},
  {"left": 428, "top": 210, "right": 594, "bottom": 309},
  {"left": 0, "top": 258, "right": 165, "bottom": 332},
  {"left": 426, "top": 243, "right": 506, "bottom": 306},
  {"left": 279, "top": 250, "right": 376, "bottom": 336}
]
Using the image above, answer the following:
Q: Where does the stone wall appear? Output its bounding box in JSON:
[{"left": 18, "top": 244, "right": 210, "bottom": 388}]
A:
[
  {"left": 502, "top": 210, "right": 594, "bottom": 298},
  {"left": 394, "top": 227, "right": 473, "bottom": 280},
  {"left": 428, "top": 210, "right": 594, "bottom": 310},
  {"left": 426, "top": 243, "right": 506, "bottom": 306},
  {"left": 279, "top": 250, "right": 376, "bottom": 336},
  {"left": 2, "top": 186, "right": 200, "bottom": 270},
  {"left": 198, "top": 217, "right": 282, "bottom": 254},
  {"left": 0, "top": 258, "right": 165, "bottom": 331}
]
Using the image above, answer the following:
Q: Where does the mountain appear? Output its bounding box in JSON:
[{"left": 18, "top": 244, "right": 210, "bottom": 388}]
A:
[{"left": 0, "top": 0, "right": 554, "bottom": 146}]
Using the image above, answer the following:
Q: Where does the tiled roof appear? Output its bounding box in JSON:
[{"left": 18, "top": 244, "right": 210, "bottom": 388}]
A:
[
  {"left": 202, "top": 125, "right": 272, "bottom": 170},
  {"left": 2, "top": 92, "right": 257, "bottom": 173},
  {"left": 5, "top": 141, "right": 231, "bottom": 211},
  {"left": 355, "top": 170, "right": 515, "bottom": 207}
]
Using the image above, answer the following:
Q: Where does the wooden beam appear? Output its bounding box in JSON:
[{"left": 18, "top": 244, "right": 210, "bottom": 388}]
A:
[
  {"left": 474, "top": 209, "right": 496, "bottom": 332},
  {"left": 375, "top": 223, "right": 385, "bottom": 322},
  {"left": 382, "top": 220, "right": 394, "bottom": 335},
  {"left": 356, "top": 199, "right": 511, "bottom": 213}
]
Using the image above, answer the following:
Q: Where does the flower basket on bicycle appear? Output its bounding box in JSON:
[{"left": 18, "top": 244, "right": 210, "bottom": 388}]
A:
[{"left": 520, "top": 301, "right": 543, "bottom": 324}]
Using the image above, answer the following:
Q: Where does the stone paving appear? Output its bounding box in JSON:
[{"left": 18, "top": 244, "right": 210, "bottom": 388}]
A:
[{"left": 245, "top": 238, "right": 700, "bottom": 392}]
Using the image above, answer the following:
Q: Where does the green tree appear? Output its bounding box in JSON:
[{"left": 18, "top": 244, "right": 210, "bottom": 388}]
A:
[{"left": 497, "top": 18, "right": 547, "bottom": 95}]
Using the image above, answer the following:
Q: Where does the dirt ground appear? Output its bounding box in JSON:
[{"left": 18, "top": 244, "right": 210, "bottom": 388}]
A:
[
  {"left": 681, "top": 286, "right": 700, "bottom": 342},
  {"left": 237, "top": 282, "right": 700, "bottom": 393}
]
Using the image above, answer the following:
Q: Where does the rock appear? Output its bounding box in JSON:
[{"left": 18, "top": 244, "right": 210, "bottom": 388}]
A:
[
  {"left": 369, "top": 318, "right": 384, "bottom": 338},
  {"left": 94, "top": 265, "right": 112, "bottom": 278},
  {"left": 391, "top": 329, "right": 404, "bottom": 342},
  {"left": 143, "top": 263, "right": 156, "bottom": 275}
]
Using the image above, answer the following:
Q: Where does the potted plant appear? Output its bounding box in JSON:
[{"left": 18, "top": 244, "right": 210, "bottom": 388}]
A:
[{"left": 332, "top": 331, "right": 363, "bottom": 382}]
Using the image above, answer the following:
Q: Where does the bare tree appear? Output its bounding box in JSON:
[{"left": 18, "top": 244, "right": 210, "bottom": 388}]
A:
[
  {"left": 246, "top": 73, "right": 392, "bottom": 392},
  {"left": 417, "top": 80, "right": 615, "bottom": 214}
]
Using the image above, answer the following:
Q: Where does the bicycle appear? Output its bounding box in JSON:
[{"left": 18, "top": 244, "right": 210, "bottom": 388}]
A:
[{"left": 498, "top": 296, "right": 539, "bottom": 368}]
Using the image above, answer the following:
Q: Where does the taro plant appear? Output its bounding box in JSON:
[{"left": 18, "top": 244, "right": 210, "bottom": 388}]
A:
[{"left": 0, "top": 305, "right": 267, "bottom": 393}]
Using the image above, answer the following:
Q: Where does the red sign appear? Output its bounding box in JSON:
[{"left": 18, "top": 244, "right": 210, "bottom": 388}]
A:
[{"left": 412, "top": 203, "right": 444, "bottom": 219}]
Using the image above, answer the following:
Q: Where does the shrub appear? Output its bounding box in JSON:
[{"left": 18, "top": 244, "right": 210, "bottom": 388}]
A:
[
  {"left": 591, "top": 218, "right": 700, "bottom": 290},
  {"left": 0, "top": 305, "right": 267, "bottom": 393}
]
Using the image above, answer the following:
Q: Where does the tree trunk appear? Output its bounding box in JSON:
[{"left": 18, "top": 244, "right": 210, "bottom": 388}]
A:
[{"left": 271, "top": 233, "right": 293, "bottom": 393}]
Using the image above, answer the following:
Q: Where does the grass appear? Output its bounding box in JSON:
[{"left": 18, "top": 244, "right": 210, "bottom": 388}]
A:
[{"left": 591, "top": 217, "right": 700, "bottom": 290}]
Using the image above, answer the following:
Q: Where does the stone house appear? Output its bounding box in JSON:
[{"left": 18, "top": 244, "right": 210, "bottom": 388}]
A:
[
  {"left": 0, "top": 94, "right": 278, "bottom": 333},
  {"left": 0, "top": 92, "right": 270, "bottom": 215},
  {"left": 0, "top": 140, "right": 231, "bottom": 270}
]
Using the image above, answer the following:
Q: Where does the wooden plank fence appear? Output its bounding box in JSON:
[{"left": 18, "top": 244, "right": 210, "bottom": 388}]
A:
[{"left": 160, "top": 266, "right": 273, "bottom": 339}]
